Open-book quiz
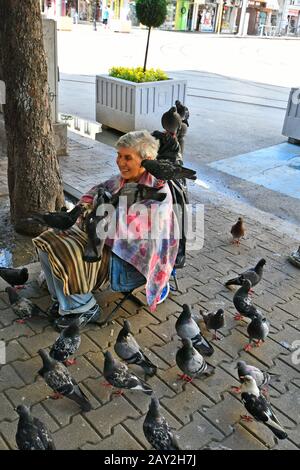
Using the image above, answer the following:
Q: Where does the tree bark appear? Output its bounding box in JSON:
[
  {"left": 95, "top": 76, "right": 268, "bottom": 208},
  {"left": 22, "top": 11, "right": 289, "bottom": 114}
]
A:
[{"left": 0, "top": 0, "right": 65, "bottom": 236}]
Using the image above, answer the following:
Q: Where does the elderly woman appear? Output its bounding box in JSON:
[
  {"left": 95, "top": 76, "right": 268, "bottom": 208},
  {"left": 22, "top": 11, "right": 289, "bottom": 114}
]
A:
[{"left": 33, "top": 130, "right": 179, "bottom": 330}]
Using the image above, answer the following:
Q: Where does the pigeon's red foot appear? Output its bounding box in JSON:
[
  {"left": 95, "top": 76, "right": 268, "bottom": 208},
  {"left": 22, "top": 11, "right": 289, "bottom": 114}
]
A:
[
  {"left": 213, "top": 333, "right": 221, "bottom": 341},
  {"left": 261, "top": 387, "right": 268, "bottom": 396},
  {"left": 112, "top": 389, "right": 124, "bottom": 396},
  {"left": 50, "top": 392, "right": 64, "bottom": 400},
  {"left": 244, "top": 343, "right": 253, "bottom": 352},
  {"left": 63, "top": 358, "right": 77, "bottom": 367},
  {"left": 16, "top": 319, "right": 26, "bottom": 324},
  {"left": 15, "top": 285, "right": 26, "bottom": 290},
  {"left": 102, "top": 382, "right": 113, "bottom": 388},
  {"left": 177, "top": 373, "right": 193, "bottom": 383},
  {"left": 231, "top": 386, "right": 241, "bottom": 393},
  {"left": 249, "top": 289, "right": 254, "bottom": 294},
  {"left": 234, "top": 314, "right": 243, "bottom": 321},
  {"left": 240, "top": 414, "right": 253, "bottom": 422},
  {"left": 254, "top": 340, "right": 263, "bottom": 348}
]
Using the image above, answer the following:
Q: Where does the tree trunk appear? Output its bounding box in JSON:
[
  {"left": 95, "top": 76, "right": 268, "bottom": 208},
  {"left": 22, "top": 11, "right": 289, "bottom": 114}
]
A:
[{"left": 0, "top": 0, "right": 65, "bottom": 236}]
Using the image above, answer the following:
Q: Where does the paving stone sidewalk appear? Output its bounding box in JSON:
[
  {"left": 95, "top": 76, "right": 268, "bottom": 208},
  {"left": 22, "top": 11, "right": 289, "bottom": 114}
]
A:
[{"left": 0, "top": 131, "right": 300, "bottom": 450}]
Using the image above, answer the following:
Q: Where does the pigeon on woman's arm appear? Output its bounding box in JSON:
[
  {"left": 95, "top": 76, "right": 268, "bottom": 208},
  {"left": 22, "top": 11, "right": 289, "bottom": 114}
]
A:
[
  {"left": 141, "top": 159, "right": 196, "bottom": 182},
  {"left": 175, "top": 100, "right": 190, "bottom": 127},
  {"left": 114, "top": 320, "right": 157, "bottom": 377},
  {"left": 143, "top": 395, "right": 180, "bottom": 450},
  {"left": 29, "top": 205, "right": 82, "bottom": 231},
  {"left": 161, "top": 106, "right": 182, "bottom": 135},
  {"left": 175, "top": 304, "right": 214, "bottom": 356},
  {"left": 16, "top": 405, "right": 56, "bottom": 450}
]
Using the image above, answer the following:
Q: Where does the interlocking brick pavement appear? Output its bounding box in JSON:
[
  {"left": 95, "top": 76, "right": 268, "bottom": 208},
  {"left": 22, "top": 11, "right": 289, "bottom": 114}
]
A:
[{"left": 0, "top": 132, "right": 299, "bottom": 450}]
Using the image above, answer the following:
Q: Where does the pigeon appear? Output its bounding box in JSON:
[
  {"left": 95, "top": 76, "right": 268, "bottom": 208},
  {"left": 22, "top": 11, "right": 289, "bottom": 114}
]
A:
[
  {"left": 143, "top": 395, "right": 180, "bottom": 450},
  {"left": 175, "top": 100, "right": 190, "bottom": 127},
  {"left": 141, "top": 159, "right": 197, "bottom": 182},
  {"left": 176, "top": 121, "right": 188, "bottom": 156},
  {"left": 245, "top": 315, "right": 269, "bottom": 351},
  {"left": 38, "top": 349, "right": 92, "bottom": 412},
  {"left": 114, "top": 320, "right": 157, "bottom": 377},
  {"left": 83, "top": 211, "right": 110, "bottom": 262},
  {"left": 49, "top": 317, "right": 82, "bottom": 366},
  {"left": 5, "top": 287, "right": 47, "bottom": 323},
  {"left": 288, "top": 245, "right": 300, "bottom": 268},
  {"left": 103, "top": 351, "right": 153, "bottom": 395},
  {"left": 176, "top": 338, "right": 214, "bottom": 382},
  {"left": 231, "top": 217, "right": 245, "bottom": 244},
  {"left": 232, "top": 279, "right": 263, "bottom": 321},
  {"left": 232, "top": 360, "right": 278, "bottom": 394},
  {"left": 240, "top": 375, "right": 288, "bottom": 440},
  {"left": 15, "top": 405, "right": 56, "bottom": 450},
  {"left": 175, "top": 304, "right": 214, "bottom": 356},
  {"left": 29, "top": 204, "right": 82, "bottom": 231},
  {"left": 0, "top": 267, "right": 28, "bottom": 288},
  {"left": 225, "top": 259, "right": 266, "bottom": 290},
  {"left": 161, "top": 106, "right": 182, "bottom": 135},
  {"left": 152, "top": 130, "right": 181, "bottom": 164},
  {"left": 115, "top": 182, "right": 167, "bottom": 209},
  {"left": 201, "top": 309, "right": 225, "bottom": 340}
]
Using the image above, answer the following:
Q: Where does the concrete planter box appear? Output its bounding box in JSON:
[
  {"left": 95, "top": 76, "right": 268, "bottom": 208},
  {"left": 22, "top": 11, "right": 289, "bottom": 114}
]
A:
[
  {"left": 96, "top": 75, "right": 187, "bottom": 133},
  {"left": 282, "top": 87, "right": 300, "bottom": 144}
]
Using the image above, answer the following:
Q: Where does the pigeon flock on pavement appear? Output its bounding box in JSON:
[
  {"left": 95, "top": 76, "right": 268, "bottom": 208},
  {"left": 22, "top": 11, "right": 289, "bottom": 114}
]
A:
[{"left": 0, "top": 101, "right": 293, "bottom": 450}]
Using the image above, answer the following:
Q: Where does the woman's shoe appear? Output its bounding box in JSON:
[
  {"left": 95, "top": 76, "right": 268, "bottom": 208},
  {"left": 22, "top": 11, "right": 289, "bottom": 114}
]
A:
[
  {"left": 54, "top": 304, "right": 101, "bottom": 331},
  {"left": 156, "top": 282, "right": 170, "bottom": 305}
]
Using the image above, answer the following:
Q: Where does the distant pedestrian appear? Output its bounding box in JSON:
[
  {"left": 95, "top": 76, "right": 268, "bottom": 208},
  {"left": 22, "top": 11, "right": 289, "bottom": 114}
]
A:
[{"left": 102, "top": 6, "right": 110, "bottom": 29}]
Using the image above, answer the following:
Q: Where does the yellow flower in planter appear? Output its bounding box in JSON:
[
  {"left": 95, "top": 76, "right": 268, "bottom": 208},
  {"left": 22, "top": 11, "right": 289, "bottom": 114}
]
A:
[{"left": 109, "top": 66, "right": 168, "bottom": 83}]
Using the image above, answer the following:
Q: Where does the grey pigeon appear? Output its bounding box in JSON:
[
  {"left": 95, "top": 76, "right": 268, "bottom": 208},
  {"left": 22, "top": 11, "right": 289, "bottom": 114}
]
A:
[
  {"left": 175, "top": 100, "right": 190, "bottom": 127},
  {"left": 232, "top": 360, "right": 278, "bottom": 394},
  {"left": 143, "top": 395, "right": 180, "bottom": 450},
  {"left": 141, "top": 159, "right": 197, "bottom": 182},
  {"left": 233, "top": 279, "right": 263, "bottom": 321},
  {"left": 225, "top": 259, "right": 266, "bottom": 289},
  {"left": 152, "top": 130, "right": 181, "bottom": 164},
  {"left": 38, "top": 349, "right": 92, "bottom": 412},
  {"left": 201, "top": 308, "right": 225, "bottom": 340},
  {"left": 103, "top": 351, "right": 153, "bottom": 395},
  {"left": 16, "top": 405, "right": 56, "bottom": 450},
  {"left": 49, "top": 317, "right": 82, "bottom": 366},
  {"left": 240, "top": 375, "right": 287, "bottom": 440},
  {"left": 161, "top": 106, "right": 182, "bottom": 134},
  {"left": 245, "top": 315, "right": 269, "bottom": 351},
  {"left": 114, "top": 320, "right": 157, "bottom": 377},
  {"left": 176, "top": 338, "right": 214, "bottom": 382},
  {"left": 175, "top": 304, "right": 214, "bottom": 356},
  {"left": 0, "top": 267, "right": 28, "bottom": 288},
  {"left": 5, "top": 287, "right": 47, "bottom": 322},
  {"left": 29, "top": 204, "right": 82, "bottom": 230},
  {"left": 176, "top": 121, "right": 188, "bottom": 156},
  {"left": 15, "top": 405, "right": 55, "bottom": 450},
  {"left": 231, "top": 217, "right": 245, "bottom": 244}
]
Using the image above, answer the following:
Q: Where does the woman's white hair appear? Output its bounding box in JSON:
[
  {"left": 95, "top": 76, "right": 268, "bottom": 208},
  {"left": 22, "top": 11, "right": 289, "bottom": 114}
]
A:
[{"left": 116, "top": 130, "right": 159, "bottom": 160}]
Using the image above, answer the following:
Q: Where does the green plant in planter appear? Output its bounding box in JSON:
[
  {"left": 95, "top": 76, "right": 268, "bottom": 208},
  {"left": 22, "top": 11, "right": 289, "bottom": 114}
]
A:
[
  {"left": 135, "top": 0, "right": 167, "bottom": 72},
  {"left": 109, "top": 66, "right": 168, "bottom": 83}
]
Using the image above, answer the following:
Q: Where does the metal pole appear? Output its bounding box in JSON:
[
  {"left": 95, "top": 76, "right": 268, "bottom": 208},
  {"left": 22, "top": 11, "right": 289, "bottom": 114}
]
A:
[{"left": 237, "top": 0, "right": 248, "bottom": 36}]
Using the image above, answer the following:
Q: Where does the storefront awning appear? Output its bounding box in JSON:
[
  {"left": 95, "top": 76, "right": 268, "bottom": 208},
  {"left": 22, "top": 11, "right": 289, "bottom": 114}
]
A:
[{"left": 266, "top": 0, "right": 279, "bottom": 10}]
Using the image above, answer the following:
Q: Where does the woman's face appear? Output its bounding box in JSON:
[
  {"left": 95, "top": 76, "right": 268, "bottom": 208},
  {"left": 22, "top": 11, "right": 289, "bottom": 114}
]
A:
[{"left": 116, "top": 146, "right": 146, "bottom": 182}]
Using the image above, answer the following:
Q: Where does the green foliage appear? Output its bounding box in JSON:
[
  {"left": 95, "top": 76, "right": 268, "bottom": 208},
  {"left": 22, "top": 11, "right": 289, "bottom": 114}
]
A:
[
  {"left": 109, "top": 66, "right": 169, "bottom": 83},
  {"left": 135, "top": 0, "right": 167, "bottom": 28}
]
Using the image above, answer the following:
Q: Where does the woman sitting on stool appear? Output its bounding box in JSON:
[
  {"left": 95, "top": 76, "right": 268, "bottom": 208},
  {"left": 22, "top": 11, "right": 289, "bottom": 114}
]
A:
[{"left": 33, "top": 130, "right": 179, "bottom": 330}]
